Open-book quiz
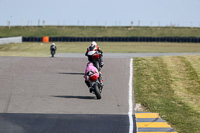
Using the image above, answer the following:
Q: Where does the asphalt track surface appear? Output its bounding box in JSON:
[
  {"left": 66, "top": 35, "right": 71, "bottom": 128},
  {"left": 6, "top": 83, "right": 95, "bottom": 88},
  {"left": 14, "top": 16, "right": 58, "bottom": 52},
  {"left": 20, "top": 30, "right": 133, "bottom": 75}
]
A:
[
  {"left": 1, "top": 53, "right": 200, "bottom": 133},
  {"left": 57, "top": 52, "right": 200, "bottom": 58},
  {"left": 0, "top": 56, "right": 135, "bottom": 133}
]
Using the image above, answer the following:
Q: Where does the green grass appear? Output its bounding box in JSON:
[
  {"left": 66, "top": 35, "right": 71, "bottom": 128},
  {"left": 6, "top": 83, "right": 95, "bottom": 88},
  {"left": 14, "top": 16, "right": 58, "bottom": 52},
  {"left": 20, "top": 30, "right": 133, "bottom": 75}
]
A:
[
  {"left": 1, "top": 26, "right": 200, "bottom": 37},
  {"left": 0, "top": 42, "right": 200, "bottom": 57},
  {"left": 134, "top": 55, "right": 200, "bottom": 133}
]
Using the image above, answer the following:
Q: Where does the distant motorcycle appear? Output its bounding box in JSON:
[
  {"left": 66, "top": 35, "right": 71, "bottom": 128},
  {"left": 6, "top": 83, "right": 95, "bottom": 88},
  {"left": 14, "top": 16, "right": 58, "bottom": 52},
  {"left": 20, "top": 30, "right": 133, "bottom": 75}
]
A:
[
  {"left": 87, "top": 72, "right": 103, "bottom": 99},
  {"left": 50, "top": 43, "right": 56, "bottom": 57},
  {"left": 87, "top": 51, "right": 102, "bottom": 71}
]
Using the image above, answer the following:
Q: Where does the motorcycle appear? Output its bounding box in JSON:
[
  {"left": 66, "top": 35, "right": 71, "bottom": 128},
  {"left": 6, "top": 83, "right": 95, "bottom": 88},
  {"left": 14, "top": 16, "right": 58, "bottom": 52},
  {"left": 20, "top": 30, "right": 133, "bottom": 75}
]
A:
[
  {"left": 50, "top": 44, "right": 56, "bottom": 57},
  {"left": 87, "top": 72, "right": 103, "bottom": 99},
  {"left": 87, "top": 51, "right": 102, "bottom": 71}
]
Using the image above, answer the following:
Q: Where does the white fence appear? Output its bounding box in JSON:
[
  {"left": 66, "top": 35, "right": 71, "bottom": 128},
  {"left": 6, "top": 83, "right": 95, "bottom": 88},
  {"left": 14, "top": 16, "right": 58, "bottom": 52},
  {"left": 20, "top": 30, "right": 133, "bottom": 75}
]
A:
[{"left": 0, "top": 36, "right": 22, "bottom": 45}]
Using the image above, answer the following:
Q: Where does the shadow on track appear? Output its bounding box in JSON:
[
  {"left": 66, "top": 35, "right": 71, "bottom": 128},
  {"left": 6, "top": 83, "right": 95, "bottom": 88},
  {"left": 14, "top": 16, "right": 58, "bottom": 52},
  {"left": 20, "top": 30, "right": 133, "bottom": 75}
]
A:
[
  {"left": 52, "top": 95, "right": 94, "bottom": 100},
  {"left": 59, "top": 72, "right": 85, "bottom": 75}
]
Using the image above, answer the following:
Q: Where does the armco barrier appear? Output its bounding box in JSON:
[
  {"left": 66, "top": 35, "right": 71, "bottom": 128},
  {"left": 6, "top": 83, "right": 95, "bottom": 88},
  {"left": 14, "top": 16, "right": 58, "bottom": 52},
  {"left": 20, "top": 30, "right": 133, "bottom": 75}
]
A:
[
  {"left": 0, "top": 36, "right": 22, "bottom": 45},
  {"left": 22, "top": 37, "right": 200, "bottom": 43}
]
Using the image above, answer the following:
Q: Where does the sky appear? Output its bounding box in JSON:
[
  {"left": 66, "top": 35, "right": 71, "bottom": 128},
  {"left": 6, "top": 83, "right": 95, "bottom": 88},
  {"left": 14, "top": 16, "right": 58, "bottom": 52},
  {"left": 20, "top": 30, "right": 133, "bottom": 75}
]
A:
[{"left": 1, "top": 0, "right": 200, "bottom": 27}]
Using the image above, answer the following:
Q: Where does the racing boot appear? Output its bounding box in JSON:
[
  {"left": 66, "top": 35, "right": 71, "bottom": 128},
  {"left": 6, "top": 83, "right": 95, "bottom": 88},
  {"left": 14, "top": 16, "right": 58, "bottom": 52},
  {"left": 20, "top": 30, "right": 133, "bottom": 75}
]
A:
[
  {"left": 85, "top": 81, "right": 93, "bottom": 93},
  {"left": 85, "top": 81, "right": 91, "bottom": 88},
  {"left": 89, "top": 87, "right": 94, "bottom": 93},
  {"left": 100, "top": 62, "right": 104, "bottom": 68},
  {"left": 99, "top": 55, "right": 104, "bottom": 68}
]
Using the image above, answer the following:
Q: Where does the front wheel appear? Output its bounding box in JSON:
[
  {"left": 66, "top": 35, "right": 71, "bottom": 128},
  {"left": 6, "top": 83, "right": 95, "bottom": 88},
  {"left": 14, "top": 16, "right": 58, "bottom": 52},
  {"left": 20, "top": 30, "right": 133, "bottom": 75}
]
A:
[{"left": 93, "top": 83, "right": 101, "bottom": 99}]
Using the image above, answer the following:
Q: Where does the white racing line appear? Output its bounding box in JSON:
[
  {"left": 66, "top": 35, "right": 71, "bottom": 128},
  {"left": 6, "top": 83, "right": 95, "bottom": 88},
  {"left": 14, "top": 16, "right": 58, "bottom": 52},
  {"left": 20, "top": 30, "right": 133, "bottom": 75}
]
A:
[{"left": 129, "top": 58, "right": 133, "bottom": 133}]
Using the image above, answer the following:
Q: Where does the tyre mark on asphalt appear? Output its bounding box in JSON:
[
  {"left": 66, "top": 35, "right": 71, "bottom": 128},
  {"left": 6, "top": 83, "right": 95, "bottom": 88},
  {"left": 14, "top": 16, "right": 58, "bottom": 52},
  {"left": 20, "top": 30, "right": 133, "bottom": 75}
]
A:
[{"left": 3, "top": 59, "right": 16, "bottom": 113}]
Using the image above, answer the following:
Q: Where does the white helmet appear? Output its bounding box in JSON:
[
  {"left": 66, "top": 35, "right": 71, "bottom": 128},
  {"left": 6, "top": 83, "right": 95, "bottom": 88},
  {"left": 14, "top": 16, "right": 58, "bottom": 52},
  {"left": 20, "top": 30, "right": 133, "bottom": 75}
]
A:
[
  {"left": 52, "top": 43, "right": 55, "bottom": 46},
  {"left": 91, "top": 41, "right": 97, "bottom": 48}
]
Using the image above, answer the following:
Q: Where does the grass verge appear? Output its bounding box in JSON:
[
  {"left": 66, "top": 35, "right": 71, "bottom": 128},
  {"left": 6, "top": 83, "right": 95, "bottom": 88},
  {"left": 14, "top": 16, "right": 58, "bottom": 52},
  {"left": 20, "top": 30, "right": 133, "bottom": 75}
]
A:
[
  {"left": 133, "top": 55, "right": 200, "bottom": 133},
  {"left": 0, "top": 42, "right": 200, "bottom": 57},
  {"left": 1, "top": 26, "right": 200, "bottom": 37}
]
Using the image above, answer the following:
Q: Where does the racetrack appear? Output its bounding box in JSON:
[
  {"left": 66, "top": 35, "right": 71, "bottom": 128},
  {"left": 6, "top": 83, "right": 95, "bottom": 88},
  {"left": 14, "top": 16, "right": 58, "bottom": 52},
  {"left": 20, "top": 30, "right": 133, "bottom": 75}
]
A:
[
  {"left": 57, "top": 52, "right": 200, "bottom": 58},
  {"left": 0, "top": 56, "right": 135, "bottom": 133}
]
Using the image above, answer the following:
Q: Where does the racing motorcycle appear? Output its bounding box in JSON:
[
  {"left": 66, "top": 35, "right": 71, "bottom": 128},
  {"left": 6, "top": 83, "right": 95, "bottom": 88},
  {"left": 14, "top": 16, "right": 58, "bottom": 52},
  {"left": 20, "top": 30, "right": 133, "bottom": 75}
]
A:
[
  {"left": 87, "top": 72, "right": 103, "bottom": 99},
  {"left": 50, "top": 44, "right": 56, "bottom": 57},
  {"left": 87, "top": 51, "right": 102, "bottom": 71}
]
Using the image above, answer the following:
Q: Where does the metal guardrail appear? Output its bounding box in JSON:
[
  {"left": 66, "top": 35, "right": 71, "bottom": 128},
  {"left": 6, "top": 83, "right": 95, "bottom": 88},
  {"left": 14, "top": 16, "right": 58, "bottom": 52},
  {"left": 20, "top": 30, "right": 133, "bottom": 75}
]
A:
[{"left": 0, "top": 36, "right": 22, "bottom": 45}]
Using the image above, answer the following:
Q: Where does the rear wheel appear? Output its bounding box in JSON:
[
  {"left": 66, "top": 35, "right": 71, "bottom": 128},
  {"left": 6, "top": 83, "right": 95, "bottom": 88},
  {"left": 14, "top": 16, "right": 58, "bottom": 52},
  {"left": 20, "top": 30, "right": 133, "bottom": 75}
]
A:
[
  {"left": 93, "top": 83, "right": 101, "bottom": 99},
  {"left": 94, "top": 61, "right": 100, "bottom": 71},
  {"left": 51, "top": 50, "right": 55, "bottom": 57}
]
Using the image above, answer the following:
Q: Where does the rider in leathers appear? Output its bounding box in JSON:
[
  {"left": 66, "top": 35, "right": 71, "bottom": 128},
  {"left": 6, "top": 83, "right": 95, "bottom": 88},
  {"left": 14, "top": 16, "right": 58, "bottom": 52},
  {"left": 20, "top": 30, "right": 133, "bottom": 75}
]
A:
[
  {"left": 50, "top": 43, "right": 57, "bottom": 57},
  {"left": 85, "top": 41, "right": 104, "bottom": 68}
]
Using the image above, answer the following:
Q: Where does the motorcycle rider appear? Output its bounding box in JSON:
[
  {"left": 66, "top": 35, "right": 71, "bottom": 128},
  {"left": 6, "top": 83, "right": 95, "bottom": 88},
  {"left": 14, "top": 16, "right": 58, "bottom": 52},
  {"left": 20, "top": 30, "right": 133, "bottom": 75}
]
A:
[
  {"left": 85, "top": 41, "right": 104, "bottom": 68},
  {"left": 84, "top": 62, "right": 103, "bottom": 93},
  {"left": 50, "top": 43, "right": 57, "bottom": 57}
]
